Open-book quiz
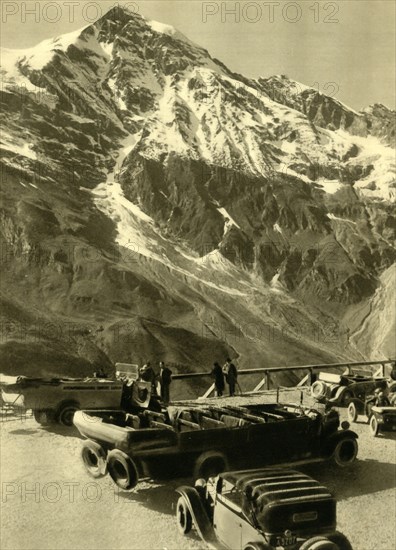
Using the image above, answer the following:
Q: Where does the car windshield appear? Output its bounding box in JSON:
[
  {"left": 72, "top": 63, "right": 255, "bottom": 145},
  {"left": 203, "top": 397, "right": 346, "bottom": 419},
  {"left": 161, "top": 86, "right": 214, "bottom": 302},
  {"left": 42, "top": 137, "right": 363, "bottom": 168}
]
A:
[{"left": 115, "top": 363, "right": 139, "bottom": 380}]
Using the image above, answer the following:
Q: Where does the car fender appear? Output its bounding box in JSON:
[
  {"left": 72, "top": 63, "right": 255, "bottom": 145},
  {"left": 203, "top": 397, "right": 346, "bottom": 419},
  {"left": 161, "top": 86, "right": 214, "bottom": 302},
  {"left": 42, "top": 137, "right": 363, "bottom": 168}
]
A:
[
  {"left": 349, "top": 397, "right": 365, "bottom": 414},
  {"left": 329, "top": 386, "right": 351, "bottom": 404},
  {"left": 175, "top": 486, "right": 217, "bottom": 546},
  {"left": 321, "top": 429, "right": 358, "bottom": 458}
]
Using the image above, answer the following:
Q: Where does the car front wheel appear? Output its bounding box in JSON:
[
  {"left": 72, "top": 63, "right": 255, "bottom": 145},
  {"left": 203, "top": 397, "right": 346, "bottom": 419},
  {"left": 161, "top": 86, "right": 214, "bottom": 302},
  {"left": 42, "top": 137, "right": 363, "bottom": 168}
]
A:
[
  {"left": 81, "top": 440, "right": 107, "bottom": 478},
  {"left": 332, "top": 438, "right": 358, "bottom": 467},
  {"left": 299, "top": 536, "right": 338, "bottom": 550},
  {"left": 176, "top": 496, "right": 192, "bottom": 535},
  {"left": 369, "top": 415, "right": 379, "bottom": 437},
  {"left": 328, "top": 531, "right": 353, "bottom": 550},
  {"left": 347, "top": 402, "right": 358, "bottom": 423},
  {"left": 243, "top": 543, "right": 272, "bottom": 550}
]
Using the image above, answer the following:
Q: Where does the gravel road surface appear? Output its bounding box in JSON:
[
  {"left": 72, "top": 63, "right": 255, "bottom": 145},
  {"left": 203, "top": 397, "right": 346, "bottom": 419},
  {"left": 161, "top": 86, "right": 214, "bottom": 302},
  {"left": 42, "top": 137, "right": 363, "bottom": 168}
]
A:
[{"left": 0, "top": 402, "right": 395, "bottom": 550}]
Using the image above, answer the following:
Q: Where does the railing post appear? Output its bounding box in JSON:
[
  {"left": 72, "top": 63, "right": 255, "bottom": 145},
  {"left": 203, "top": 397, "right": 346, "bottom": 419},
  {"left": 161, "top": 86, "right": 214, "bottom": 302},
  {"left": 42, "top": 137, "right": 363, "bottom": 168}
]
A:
[
  {"left": 253, "top": 377, "right": 267, "bottom": 392},
  {"left": 266, "top": 371, "right": 271, "bottom": 390},
  {"left": 200, "top": 383, "right": 215, "bottom": 399}
]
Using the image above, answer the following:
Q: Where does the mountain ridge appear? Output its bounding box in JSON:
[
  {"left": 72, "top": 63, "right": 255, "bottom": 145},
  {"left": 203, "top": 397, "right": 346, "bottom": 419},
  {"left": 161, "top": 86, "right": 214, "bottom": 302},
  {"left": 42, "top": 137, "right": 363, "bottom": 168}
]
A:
[{"left": 0, "top": 6, "right": 394, "bottom": 386}]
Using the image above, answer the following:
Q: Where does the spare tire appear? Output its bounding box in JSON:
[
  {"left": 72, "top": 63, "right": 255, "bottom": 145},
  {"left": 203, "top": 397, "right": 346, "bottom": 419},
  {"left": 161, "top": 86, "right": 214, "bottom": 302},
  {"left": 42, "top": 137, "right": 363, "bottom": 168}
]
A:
[
  {"left": 107, "top": 449, "right": 138, "bottom": 490},
  {"left": 311, "top": 381, "right": 328, "bottom": 400},
  {"left": 81, "top": 440, "right": 107, "bottom": 478}
]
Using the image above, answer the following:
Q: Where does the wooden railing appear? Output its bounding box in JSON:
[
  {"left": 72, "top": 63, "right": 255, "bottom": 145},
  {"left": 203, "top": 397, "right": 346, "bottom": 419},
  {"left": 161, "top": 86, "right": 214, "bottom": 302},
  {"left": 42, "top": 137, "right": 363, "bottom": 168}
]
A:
[{"left": 171, "top": 359, "right": 395, "bottom": 399}]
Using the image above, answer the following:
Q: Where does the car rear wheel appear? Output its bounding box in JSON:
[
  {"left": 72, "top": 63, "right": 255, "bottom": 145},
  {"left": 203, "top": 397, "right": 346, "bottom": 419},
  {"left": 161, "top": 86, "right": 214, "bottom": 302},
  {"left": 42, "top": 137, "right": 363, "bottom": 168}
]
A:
[
  {"left": 194, "top": 452, "right": 228, "bottom": 480},
  {"left": 81, "top": 440, "right": 107, "bottom": 478},
  {"left": 176, "top": 496, "right": 192, "bottom": 535},
  {"left": 107, "top": 449, "right": 138, "bottom": 490},
  {"left": 347, "top": 402, "right": 358, "bottom": 423},
  {"left": 340, "top": 390, "right": 352, "bottom": 406},
  {"left": 56, "top": 402, "right": 79, "bottom": 426},
  {"left": 369, "top": 415, "right": 379, "bottom": 437},
  {"left": 33, "top": 409, "right": 55, "bottom": 426},
  {"left": 243, "top": 543, "right": 271, "bottom": 550},
  {"left": 332, "top": 438, "right": 358, "bottom": 467},
  {"left": 299, "top": 536, "right": 338, "bottom": 550}
]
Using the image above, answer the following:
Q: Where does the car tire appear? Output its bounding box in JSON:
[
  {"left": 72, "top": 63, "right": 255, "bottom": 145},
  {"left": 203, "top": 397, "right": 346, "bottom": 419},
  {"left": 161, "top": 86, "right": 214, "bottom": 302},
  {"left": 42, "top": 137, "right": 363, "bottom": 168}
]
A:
[
  {"left": 176, "top": 496, "right": 192, "bottom": 535},
  {"left": 311, "top": 381, "right": 328, "bottom": 400},
  {"left": 81, "top": 440, "right": 107, "bottom": 478},
  {"left": 328, "top": 531, "right": 353, "bottom": 550},
  {"left": 369, "top": 415, "right": 379, "bottom": 437},
  {"left": 107, "top": 449, "right": 138, "bottom": 490},
  {"left": 56, "top": 402, "right": 79, "bottom": 426},
  {"left": 194, "top": 452, "right": 228, "bottom": 480},
  {"left": 347, "top": 402, "right": 358, "bottom": 423},
  {"left": 33, "top": 409, "right": 55, "bottom": 426},
  {"left": 340, "top": 390, "right": 353, "bottom": 406},
  {"left": 332, "top": 438, "right": 358, "bottom": 467},
  {"left": 243, "top": 543, "right": 272, "bottom": 550},
  {"left": 299, "top": 536, "right": 337, "bottom": 550}
]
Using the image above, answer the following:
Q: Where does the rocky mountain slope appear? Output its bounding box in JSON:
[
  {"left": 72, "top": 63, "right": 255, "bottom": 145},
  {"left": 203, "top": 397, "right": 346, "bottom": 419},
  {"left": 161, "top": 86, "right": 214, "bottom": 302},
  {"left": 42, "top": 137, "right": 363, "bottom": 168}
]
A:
[{"left": 0, "top": 6, "right": 395, "bottom": 382}]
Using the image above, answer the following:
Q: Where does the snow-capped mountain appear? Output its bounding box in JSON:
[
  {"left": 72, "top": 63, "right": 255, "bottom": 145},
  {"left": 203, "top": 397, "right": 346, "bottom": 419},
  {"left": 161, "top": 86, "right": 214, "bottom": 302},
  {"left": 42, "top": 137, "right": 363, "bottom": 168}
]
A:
[{"left": 1, "top": 6, "right": 395, "bottom": 381}]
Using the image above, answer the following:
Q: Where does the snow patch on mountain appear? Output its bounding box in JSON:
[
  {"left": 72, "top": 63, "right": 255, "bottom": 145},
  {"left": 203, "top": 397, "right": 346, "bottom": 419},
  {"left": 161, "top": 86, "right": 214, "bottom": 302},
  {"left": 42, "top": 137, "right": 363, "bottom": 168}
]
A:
[
  {"left": 217, "top": 208, "right": 240, "bottom": 229},
  {"left": 0, "top": 131, "right": 37, "bottom": 160},
  {"left": 318, "top": 179, "right": 342, "bottom": 194}
]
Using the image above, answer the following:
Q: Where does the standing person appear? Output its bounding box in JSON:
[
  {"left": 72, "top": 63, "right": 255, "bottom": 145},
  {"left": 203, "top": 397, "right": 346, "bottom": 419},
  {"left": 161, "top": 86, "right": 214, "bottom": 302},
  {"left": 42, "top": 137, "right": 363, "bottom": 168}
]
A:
[
  {"left": 224, "top": 358, "right": 238, "bottom": 397},
  {"left": 159, "top": 361, "right": 172, "bottom": 405},
  {"left": 211, "top": 362, "right": 225, "bottom": 397}
]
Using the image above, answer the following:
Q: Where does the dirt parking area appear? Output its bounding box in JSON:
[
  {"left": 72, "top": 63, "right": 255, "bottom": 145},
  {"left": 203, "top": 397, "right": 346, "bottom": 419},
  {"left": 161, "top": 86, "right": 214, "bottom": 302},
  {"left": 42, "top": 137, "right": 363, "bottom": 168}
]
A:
[{"left": 0, "top": 404, "right": 395, "bottom": 550}]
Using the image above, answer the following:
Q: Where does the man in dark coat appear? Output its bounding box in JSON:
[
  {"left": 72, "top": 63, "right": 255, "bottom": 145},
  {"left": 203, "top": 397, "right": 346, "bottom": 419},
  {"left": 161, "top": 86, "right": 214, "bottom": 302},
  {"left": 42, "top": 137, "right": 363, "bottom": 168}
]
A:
[
  {"left": 140, "top": 361, "right": 157, "bottom": 394},
  {"left": 159, "top": 361, "right": 172, "bottom": 405},
  {"left": 211, "top": 362, "right": 225, "bottom": 397},
  {"left": 224, "top": 358, "right": 238, "bottom": 396}
]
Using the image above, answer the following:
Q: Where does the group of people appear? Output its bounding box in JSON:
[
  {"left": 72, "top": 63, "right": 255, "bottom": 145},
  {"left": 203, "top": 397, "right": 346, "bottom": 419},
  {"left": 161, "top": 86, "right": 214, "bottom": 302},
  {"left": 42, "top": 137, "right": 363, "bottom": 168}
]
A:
[
  {"left": 211, "top": 358, "right": 239, "bottom": 397},
  {"left": 138, "top": 357, "right": 239, "bottom": 403},
  {"left": 139, "top": 361, "right": 173, "bottom": 404}
]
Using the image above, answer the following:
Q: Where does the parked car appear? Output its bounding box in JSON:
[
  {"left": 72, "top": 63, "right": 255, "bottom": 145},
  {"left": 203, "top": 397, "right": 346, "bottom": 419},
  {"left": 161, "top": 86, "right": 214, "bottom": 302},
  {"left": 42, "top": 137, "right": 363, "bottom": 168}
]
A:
[
  {"left": 0, "top": 364, "right": 152, "bottom": 426},
  {"left": 175, "top": 468, "right": 352, "bottom": 550},
  {"left": 73, "top": 402, "right": 358, "bottom": 490},
  {"left": 348, "top": 395, "right": 396, "bottom": 437},
  {"left": 310, "top": 371, "right": 392, "bottom": 406}
]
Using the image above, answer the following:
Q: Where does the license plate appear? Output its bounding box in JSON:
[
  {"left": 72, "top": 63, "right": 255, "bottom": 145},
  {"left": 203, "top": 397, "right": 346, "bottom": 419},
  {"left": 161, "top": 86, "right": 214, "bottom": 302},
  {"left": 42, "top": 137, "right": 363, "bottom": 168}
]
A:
[{"left": 276, "top": 535, "right": 297, "bottom": 547}]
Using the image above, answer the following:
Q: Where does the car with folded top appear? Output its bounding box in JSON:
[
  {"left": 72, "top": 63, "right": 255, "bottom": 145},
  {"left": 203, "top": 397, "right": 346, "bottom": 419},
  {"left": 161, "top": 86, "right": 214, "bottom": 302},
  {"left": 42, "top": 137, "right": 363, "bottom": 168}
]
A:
[
  {"left": 310, "top": 370, "right": 393, "bottom": 407},
  {"left": 175, "top": 468, "right": 352, "bottom": 549}
]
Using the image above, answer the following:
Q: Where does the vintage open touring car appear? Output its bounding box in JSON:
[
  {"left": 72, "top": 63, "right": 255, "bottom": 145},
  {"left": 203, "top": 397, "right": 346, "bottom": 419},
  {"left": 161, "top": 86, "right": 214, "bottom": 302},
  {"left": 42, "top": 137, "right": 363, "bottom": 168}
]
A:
[
  {"left": 176, "top": 468, "right": 352, "bottom": 550},
  {"left": 347, "top": 395, "right": 396, "bottom": 437},
  {"left": 310, "top": 370, "right": 392, "bottom": 407},
  {"left": 73, "top": 402, "right": 358, "bottom": 491},
  {"left": 0, "top": 363, "right": 152, "bottom": 426}
]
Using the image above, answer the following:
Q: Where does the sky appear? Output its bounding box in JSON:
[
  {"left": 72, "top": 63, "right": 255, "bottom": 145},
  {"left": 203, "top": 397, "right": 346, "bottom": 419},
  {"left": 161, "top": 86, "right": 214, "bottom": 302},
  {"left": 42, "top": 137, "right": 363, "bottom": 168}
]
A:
[{"left": 1, "top": 0, "right": 395, "bottom": 110}]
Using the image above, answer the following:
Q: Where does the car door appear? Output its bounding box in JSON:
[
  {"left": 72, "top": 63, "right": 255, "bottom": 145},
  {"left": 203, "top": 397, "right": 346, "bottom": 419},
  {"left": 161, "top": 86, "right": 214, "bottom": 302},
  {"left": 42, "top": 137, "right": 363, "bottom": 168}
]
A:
[{"left": 213, "top": 487, "right": 243, "bottom": 549}]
